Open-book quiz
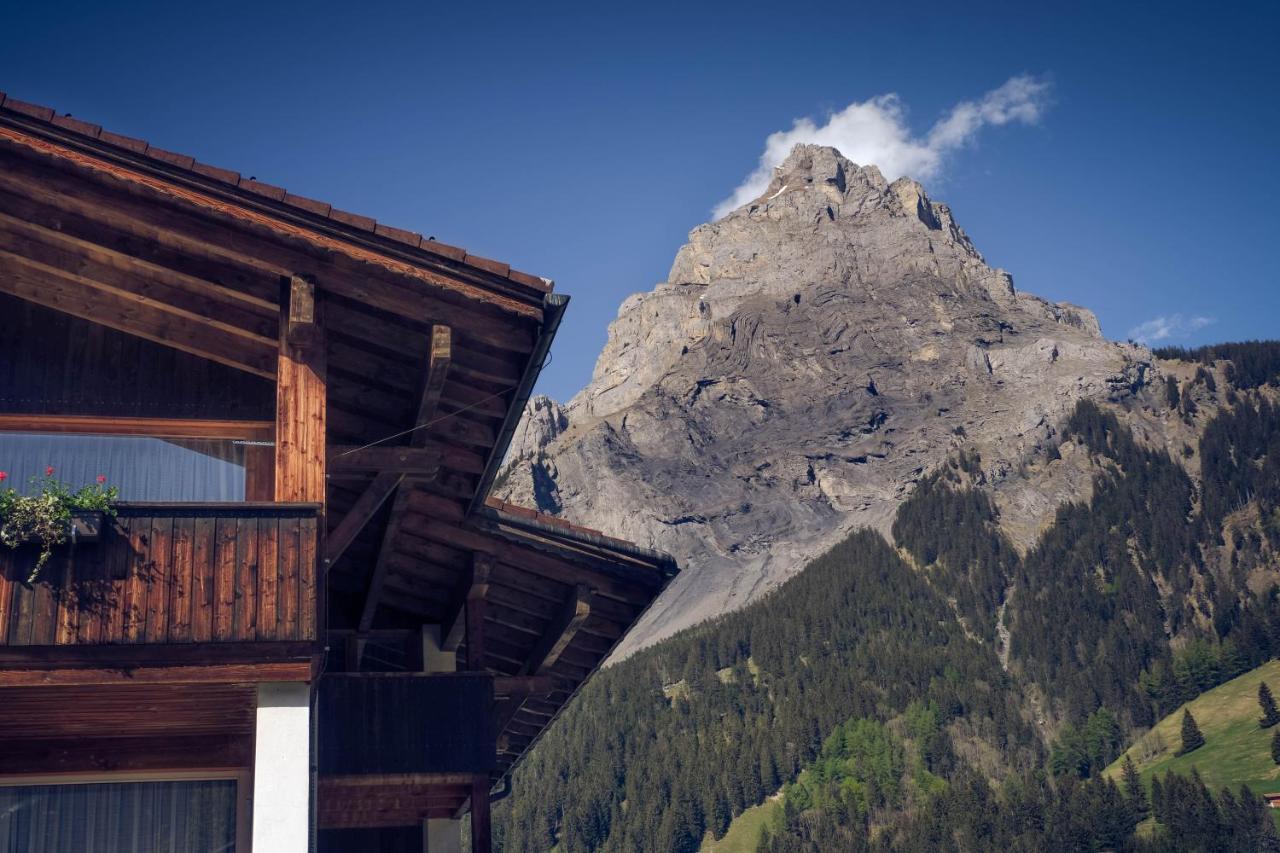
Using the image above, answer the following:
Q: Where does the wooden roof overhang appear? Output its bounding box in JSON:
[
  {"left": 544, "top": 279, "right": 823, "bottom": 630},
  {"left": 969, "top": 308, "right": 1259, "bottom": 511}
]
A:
[{"left": 0, "top": 94, "right": 679, "bottom": 794}]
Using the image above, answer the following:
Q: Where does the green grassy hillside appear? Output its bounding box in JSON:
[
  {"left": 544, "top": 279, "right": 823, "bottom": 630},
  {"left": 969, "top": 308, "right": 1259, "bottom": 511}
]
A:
[
  {"left": 1106, "top": 659, "right": 1280, "bottom": 795},
  {"left": 700, "top": 797, "right": 780, "bottom": 853}
]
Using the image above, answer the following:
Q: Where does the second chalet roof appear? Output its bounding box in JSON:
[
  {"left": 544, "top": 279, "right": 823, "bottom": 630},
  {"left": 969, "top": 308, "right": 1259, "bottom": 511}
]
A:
[{"left": 0, "top": 92, "right": 552, "bottom": 296}]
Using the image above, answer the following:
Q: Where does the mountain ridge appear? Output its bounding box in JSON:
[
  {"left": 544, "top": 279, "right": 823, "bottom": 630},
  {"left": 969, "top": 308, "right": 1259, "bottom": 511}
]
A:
[{"left": 496, "top": 142, "right": 1170, "bottom": 654}]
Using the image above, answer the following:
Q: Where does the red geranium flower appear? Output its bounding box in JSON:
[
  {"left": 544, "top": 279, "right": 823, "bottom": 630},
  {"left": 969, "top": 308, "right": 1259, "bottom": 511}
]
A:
[
  {"left": 0, "top": 471, "right": 7, "bottom": 482},
  {"left": 44, "top": 466, "right": 54, "bottom": 477},
  {"left": 96, "top": 474, "right": 107, "bottom": 484}
]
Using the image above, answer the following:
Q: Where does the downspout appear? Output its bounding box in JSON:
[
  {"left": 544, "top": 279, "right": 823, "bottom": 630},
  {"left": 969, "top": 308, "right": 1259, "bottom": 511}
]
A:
[
  {"left": 488, "top": 775, "right": 513, "bottom": 805},
  {"left": 467, "top": 291, "right": 569, "bottom": 516}
]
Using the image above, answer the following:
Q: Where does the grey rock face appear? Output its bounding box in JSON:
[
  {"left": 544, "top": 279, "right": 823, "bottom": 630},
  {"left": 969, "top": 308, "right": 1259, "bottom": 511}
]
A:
[{"left": 496, "top": 144, "right": 1151, "bottom": 655}]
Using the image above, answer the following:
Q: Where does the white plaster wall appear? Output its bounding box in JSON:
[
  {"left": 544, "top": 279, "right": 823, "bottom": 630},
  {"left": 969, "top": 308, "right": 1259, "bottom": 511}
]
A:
[{"left": 252, "top": 682, "right": 311, "bottom": 853}]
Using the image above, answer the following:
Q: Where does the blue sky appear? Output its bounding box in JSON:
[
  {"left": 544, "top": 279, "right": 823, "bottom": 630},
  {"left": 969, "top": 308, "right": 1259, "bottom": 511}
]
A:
[{"left": 4, "top": 1, "right": 1276, "bottom": 401}]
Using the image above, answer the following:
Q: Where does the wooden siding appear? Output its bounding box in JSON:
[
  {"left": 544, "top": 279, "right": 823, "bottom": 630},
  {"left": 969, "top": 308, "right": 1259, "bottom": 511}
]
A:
[
  {"left": 317, "top": 673, "right": 495, "bottom": 777},
  {"left": 0, "top": 503, "right": 319, "bottom": 649},
  {"left": 0, "top": 292, "right": 274, "bottom": 421}
]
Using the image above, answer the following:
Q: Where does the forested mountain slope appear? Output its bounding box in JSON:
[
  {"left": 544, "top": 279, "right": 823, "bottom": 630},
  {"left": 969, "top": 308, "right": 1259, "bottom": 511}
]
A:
[{"left": 497, "top": 344, "right": 1280, "bottom": 851}]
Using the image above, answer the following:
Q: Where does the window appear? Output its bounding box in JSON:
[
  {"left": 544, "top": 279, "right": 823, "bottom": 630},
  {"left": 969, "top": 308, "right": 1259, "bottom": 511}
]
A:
[
  {"left": 0, "top": 432, "right": 273, "bottom": 502},
  {"left": 0, "top": 771, "right": 249, "bottom": 852}
]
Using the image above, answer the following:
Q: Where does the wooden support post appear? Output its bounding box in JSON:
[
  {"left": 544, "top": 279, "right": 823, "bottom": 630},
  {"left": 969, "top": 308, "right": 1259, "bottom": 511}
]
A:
[
  {"left": 470, "top": 777, "right": 492, "bottom": 853},
  {"left": 275, "top": 276, "right": 326, "bottom": 504},
  {"left": 464, "top": 554, "right": 492, "bottom": 672},
  {"left": 443, "top": 553, "right": 491, "bottom": 653}
]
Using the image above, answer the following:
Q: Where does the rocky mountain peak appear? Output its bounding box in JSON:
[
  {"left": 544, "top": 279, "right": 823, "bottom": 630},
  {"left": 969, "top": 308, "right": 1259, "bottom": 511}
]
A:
[{"left": 496, "top": 144, "right": 1151, "bottom": 654}]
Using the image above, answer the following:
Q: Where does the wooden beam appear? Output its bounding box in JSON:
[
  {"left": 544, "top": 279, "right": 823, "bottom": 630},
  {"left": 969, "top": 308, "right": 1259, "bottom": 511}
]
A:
[
  {"left": 520, "top": 584, "right": 593, "bottom": 676},
  {"left": 353, "top": 327, "right": 453, "bottom": 658},
  {"left": 465, "top": 553, "right": 493, "bottom": 672},
  {"left": 443, "top": 553, "right": 493, "bottom": 652},
  {"left": 0, "top": 248, "right": 276, "bottom": 377},
  {"left": 0, "top": 208, "right": 278, "bottom": 342},
  {"left": 471, "top": 777, "right": 493, "bottom": 853},
  {"left": 491, "top": 675, "right": 556, "bottom": 699},
  {"left": 0, "top": 733, "right": 253, "bottom": 775},
  {"left": 0, "top": 640, "right": 319, "bottom": 668},
  {"left": 274, "top": 276, "right": 327, "bottom": 503},
  {"left": 0, "top": 414, "right": 273, "bottom": 440},
  {"left": 319, "top": 772, "right": 484, "bottom": 787},
  {"left": 419, "top": 326, "right": 453, "bottom": 434},
  {"left": 493, "top": 589, "right": 588, "bottom": 736},
  {"left": 0, "top": 183, "right": 281, "bottom": 308},
  {"left": 327, "top": 446, "right": 441, "bottom": 478},
  {"left": 324, "top": 472, "right": 404, "bottom": 568},
  {"left": 0, "top": 147, "right": 543, "bottom": 347},
  {"left": 408, "top": 516, "right": 661, "bottom": 602},
  {"left": 285, "top": 274, "right": 320, "bottom": 348},
  {"left": 0, "top": 660, "right": 312, "bottom": 687}
]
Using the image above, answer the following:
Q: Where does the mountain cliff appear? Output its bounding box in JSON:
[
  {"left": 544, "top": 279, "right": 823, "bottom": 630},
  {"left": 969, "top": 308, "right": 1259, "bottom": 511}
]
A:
[
  {"left": 496, "top": 143, "right": 1165, "bottom": 653},
  {"left": 490, "top": 144, "right": 1280, "bottom": 851}
]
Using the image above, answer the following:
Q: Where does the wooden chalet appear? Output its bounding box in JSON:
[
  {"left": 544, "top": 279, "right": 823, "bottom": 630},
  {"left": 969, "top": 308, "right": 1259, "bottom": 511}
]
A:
[{"left": 0, "top": 94, "right": 677, "bottom": 852}]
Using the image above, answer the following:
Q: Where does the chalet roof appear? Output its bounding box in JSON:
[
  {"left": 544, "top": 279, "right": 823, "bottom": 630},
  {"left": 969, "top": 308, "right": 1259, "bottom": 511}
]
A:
[
  {"left": 481, "top": 497, "right": 678, "bottom": 579},
  {"left": 0, "top": 92, "right": 552, "bottom": 295},
  {"left": 0, "top": 91, "right": 680, "bottom": 791}
]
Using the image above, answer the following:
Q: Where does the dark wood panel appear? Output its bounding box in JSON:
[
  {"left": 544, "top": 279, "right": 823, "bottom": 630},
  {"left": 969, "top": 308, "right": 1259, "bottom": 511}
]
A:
[
  {"left": 317, "top": 779, "right": 472, "bottom": 829},
  {"left": 0, "top": 682, "right": 256, "bottom": 739},
  {"left": 0, "top": 291, "right": 274, "bottom": 420},
  {"left": 318, "top": 674, "right": 495, "bottom": 777},
  {"left": 319, "top": 826, "right": 429, "bottom": 852},
  {"left": 0, "top": 504, "right": 319, "bottom": 649},
  {"left": 0, "top": 732, "right": 253, "bottom": 775}
]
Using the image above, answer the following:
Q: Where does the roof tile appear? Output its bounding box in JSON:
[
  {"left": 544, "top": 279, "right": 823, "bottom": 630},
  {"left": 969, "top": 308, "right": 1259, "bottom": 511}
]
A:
[
  {"left": 328, "top": 208, "right": 376, "bottom": 232},
  {"left": 283, "top": 192, "right": 332, "bottom": 217},
  {"left": 238, "top": 177, "right": 287, "bottom": 202},
  {"left": 192, "top": 161, "right": 241, "bottom": 184},
  {"left": 50, "top": 115, "right": 102, "bottom": 138},
  {"left": 4, "top": 98, "right": 55, "bottom": 122},
  {"left": 374, "top": 222, "right": 422, "bottom": 247},
  {"left": 146, "top": 146, "right": 196, "bottom": 170},
  {"left": 508, "top": 269, "right": 551, "bottom": 291},
  {"left": 420, "top": 238, "right": 466, "bottom": 261},
  {"left": 98, "top": 130, "right": 148, "bottom": 153},
  {"left": 484, "top": 497, "right": 608, "bottom": 539},
  {"left": 463, "top": 254, "right": 511, "bottom": 278}
]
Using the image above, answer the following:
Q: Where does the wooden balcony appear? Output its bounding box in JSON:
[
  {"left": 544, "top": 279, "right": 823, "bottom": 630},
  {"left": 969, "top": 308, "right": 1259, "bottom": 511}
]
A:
[{"left": 0, "top": 502, "right": 321, "bottom": 678}]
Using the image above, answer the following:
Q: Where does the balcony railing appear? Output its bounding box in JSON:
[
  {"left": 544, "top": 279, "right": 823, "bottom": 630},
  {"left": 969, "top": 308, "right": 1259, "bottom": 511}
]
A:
[{"left": 0, "top": 502, "right": 320, "bottom": 648}]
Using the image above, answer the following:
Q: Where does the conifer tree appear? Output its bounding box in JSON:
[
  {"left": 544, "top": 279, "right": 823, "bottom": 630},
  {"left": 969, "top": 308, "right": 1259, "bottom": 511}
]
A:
[
  {"left": 1150, "top": 775, "right": 1166, "bottom": 825},
  {"left": 1272, "top": 729, "right": 1280, "bottom": 766},
  {"left": 1178, "top": 709, "right": 1205, "bottom": 755},
  {"left": 1259, "top": 681, "right": 1280, "bottom": 728},
  {"left": 1121, "top": 755, "right": 1148, "bottom": 818}
]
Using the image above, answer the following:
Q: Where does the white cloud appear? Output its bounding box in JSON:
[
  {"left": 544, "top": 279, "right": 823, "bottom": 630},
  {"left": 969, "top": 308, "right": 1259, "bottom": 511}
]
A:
[
  {"left": 712, "top": 75, "right": 1052, "bottom": 219},
  {"left": 1127, "top": 314, "right": 1216, "bottom": 344}
]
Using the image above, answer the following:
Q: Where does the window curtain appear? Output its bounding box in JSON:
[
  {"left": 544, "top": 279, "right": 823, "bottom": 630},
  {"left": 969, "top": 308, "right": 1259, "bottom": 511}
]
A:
[
  {"left": 0, "top": 434, "right": 247, "bottom": 501},
  {"left": 0, "top": 779, "right": 238, "bottom": 853}
]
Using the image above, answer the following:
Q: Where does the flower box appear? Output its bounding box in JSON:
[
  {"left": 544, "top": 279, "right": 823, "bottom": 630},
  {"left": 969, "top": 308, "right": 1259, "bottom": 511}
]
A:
[{"left": 68, "top": 510, "right": 106, "bottom": 543}]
